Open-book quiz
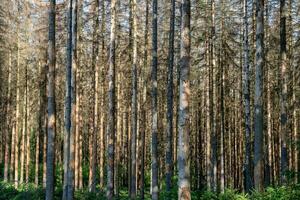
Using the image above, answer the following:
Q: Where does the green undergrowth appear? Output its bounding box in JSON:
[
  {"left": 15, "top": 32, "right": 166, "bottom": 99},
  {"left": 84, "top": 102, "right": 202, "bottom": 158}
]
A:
[{"left": 0, "top": 182, "right": 300, "bottom": 200}]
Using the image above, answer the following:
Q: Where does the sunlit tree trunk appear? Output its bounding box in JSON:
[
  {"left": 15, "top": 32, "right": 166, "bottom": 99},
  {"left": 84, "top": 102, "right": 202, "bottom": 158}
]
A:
[
  {"left": 4, "top": 51, "right": 12, "bottom": 182},
  {"left": 130, "top": 0, "right": 138, "bottom": 197},
  {"left": 89, "top": 0, "right": 99, "bottom": 192},
  {"left": 107, "top": 0, "right": 117, "bottom": 198},
  {"left": 178, "top": 0, "right": 191, "bottom": 199}
]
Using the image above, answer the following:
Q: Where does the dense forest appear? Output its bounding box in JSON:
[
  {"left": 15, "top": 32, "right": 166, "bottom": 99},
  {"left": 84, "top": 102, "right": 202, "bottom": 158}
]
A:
[{"left": 0, "top": 0, "right": 300, "bottom": 199}]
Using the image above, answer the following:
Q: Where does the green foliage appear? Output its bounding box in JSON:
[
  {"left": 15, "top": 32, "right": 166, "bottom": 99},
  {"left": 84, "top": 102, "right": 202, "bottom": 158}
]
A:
[{"left": 1, "top": 181, "right": 300, "bottom": 200}]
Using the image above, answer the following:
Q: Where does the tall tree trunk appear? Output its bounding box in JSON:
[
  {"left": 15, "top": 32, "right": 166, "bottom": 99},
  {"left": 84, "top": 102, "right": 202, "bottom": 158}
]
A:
[
  {"left": 151, "top": 0, "right": 159, "bottom": 199},
  {"left": 243, "top": 0, "right": 252, "bottom": 192},
  {"left": 107, "top": 0, "right": 117, "bottom": 198},
  {"left": 130, "top": 0, "right": 138, "bottom": 197},
  {"left": 20, "top": 65, "right": 27, "bottom": 184},
  {"left": 45, "top": 0, "right": 56, "bottom": 199},
  {"left": 166, "top": 0, "right": 175, "bottom": 194},
  {"left": 280, "top": 0, "right": 288, "bottom": 185},
  {"left": 63, "top": 0, "right": 75, "bottom": 199},
  {"left": 14, "top": 35, "right": 20, "bottom": 187},
  {"left": 254, "top": 0, "right": 264, "bottom": 191},
  {"left": 89, "top": 0, "right": 99, "bottom": 192},
  {"left": 140, "top": 1, "right": 149, "bottom": 199},
  {"left": 4, "top": 51, "right": 11, "bottom": 182},
  {"left": 178, "top": 0, "right": 191, "bottom": 199}
]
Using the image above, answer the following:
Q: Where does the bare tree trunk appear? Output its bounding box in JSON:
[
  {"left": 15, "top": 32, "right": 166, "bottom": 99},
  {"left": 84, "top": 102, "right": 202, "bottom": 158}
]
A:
[
  {"left": 151, "top": 0, "right": 159, "bottom": 199},
  {"left": 107, "top": 0, "right": 117, "bottom": 198},
  {"left": 243, "top": 0, "right": 252, "bottom": 192},
  {"left": 254, "top": 0, "right": 264, "bottom": 191},
  {"left": 45, "top": 0, "right": 56, "bottom": 199},
  {"left": 280, "top": 0, "right": 288, "bottom": 185},
  {"left": 14, "top": 35, "right": 20, "bottom": 187},
  {"left": 130, "top": 0, "right": 138, "bottom": 197},
  {"left": 4, "top": 51, "right": 12, "bottom": 182},
  {"left": 166, "top": 0, "right": 175, "bottom": 194},
  {"left": 63, "top": 0, "right": 75, "bottom": 199},
  {"left": 89, "top": 0, "right": 99, "bottom": 192},
  {"left": 178, "top": 0, "right": 191, "bottom": 199},
  {"left": 140, "top": 1, "right": 149, "bottom": 199},
  {"left": 20, "top": 65, "right": 28, "bottom": 184}
]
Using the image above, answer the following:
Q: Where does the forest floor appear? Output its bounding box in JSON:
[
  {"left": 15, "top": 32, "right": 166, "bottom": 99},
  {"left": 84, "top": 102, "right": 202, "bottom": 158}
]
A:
[{"left": 0, "top": 181, "right": 300, "bottom": 200}]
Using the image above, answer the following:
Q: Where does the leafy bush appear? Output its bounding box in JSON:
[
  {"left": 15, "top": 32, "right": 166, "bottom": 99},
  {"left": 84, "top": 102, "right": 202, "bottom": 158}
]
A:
[{"left": 0, "top": 181, "right": 300, "bottom": 200}]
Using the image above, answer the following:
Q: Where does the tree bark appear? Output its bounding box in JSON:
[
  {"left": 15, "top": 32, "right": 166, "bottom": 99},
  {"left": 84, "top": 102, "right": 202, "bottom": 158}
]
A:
[
  {"left": 178, "top": 0, "right": 191, "bottom": 199},
  {"left": 151, "top": 0, "right": 159, "bottom": 199},
  {"left": 254, "top": 0, "right": 264, "bottom": 191},
  {"left": 243, "top": 0, "right": 252, "bottom": 192},
  {"left": 4, "top": 51, "right": 11, "bottom": 182},
  {"left": 166, "top": 0, "right": 175, "bottom": 194},
  {"left": 107, "top": 0, "right": 117, "bottom": 198},
  {"left": 45, "top": 0, "right": 56, "bottom": 199},
  {"left": 280, "top": 0, "right": 288, "bottom": 185}
]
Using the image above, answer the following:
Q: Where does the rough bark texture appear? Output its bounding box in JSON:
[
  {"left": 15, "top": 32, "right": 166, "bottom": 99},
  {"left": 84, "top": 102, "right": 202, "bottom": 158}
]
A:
[
  {"left": 178, "top": 0, "right": 191, "bottom": 199},
  {"left": 45, "top": 0, "right": 56, "bottom": 199},
  {"left": 89, "top": 0, "right": 99, "bottom": 192},
  {"left": 63, "top": 0, "right": 75, "bottom": 199},
  {"left": 107, "top": 0, "right": 116, "bottom": 198},
  {"left": 4, "top": 52, "right": 11, "bottom": 182},
  {"left": 254, "top": 0, "right": 264, "bottom": 191},
  {"left": 166, "top": 0, "right": 175, "bottom": 194},
  {"left": 130, "top": 0, "right": 138, "bottom": 198},
  {"left": 151, "top": 0, "right": 159, "bottom": 199},
  {"left": 243, "top": 0, "right": 252, "bottom": 192},
  {"left": 280, "top": 0, "right": 288, "bottom": 185}
]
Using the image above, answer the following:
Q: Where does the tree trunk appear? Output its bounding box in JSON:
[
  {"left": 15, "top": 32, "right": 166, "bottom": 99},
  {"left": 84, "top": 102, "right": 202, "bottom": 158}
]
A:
[
  {"left": 4, "top": 51, "right": 11, "bottom": 182},
  {"left": 107, "top": 0, "right": 117, "bottom": 198},
  {"left": 63, "top": 0, "right": 75, "bottom": 199},
  {"left": 178, "top": 0, "right": 191, "bottom": 199},
  {"left": 14, "top": 35, "right": 20, "bottom": 187},
  {"left": 280, "top": 0, "right": 288, "bottom": 185},
  {"left": 45, "top": 0, "right": 56, "bottom": 199},
  {"left": 243, "top": 0, "right": 252, "bottom": 192},
  {"left": 89, "top": 0, "right": 99, "bottom": 192},
  {"left": 20, "top": 65, "right": 27, "bottom": 184},
  {"left": 166, "top": 0, "right": 175, "bottom": 194},
  {"left": 151, "top": 0, "right": 159, "bottom": 199},
  {"left": 254, "top": 0, "right": 264, "bottom": 191},
  {"left": 140, "top": 1, "right": 149, "bottom": 199},
  {"left": 130, "top": 0, "right": 138, "bottom": 197}
]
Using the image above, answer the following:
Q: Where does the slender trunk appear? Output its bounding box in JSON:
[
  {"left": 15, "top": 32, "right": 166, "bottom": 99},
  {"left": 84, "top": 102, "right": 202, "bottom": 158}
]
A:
[
  {"left": 45, "top": 0, "right": 56, "bottom": 199},
  {"left": 14, "top": 35, "right": 20, "bottom": 187},
  {"left": 4, "top": 51, "right": 11, "bottom": 182},
  {"left": 254, "top": 0, "right": 264, "bottom": 191},
  {"left": 35, "top": 125, "right": 40, "bottom": 186},
  {"left": 243, "top": 0, "right": 252, "bottom": 192},
  {"left": 280, "top": 0, "right": 288, "bottom": 185},
  {"left": 20, "top": 65, "right": 28, "bottom": 184},
  {"left": 89, "top": 0, "right": 99, "bottom": 192},
  {"left": 178, "top": 0, "right": 191, "bottom": 199},
  {"left": 166, "top": 0, "right": 175, "bottom": 194},
  {"left": 140, "top": 1, "right": 149, "bottom": 199},
  {"left": 63, "top": 0, "right": 75, "bottom": 199},
  {"left": 43, "top": 127, "right": 47, "bottom": 187},
  {"left": 130, "top": 0, "right": 138, "bottom": 197},
  {"left": 107, "top": 0, "right": 117, "bottom": 198},
  {"left": 151, "top": 0, "right": 159, "bottom": 199}
]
